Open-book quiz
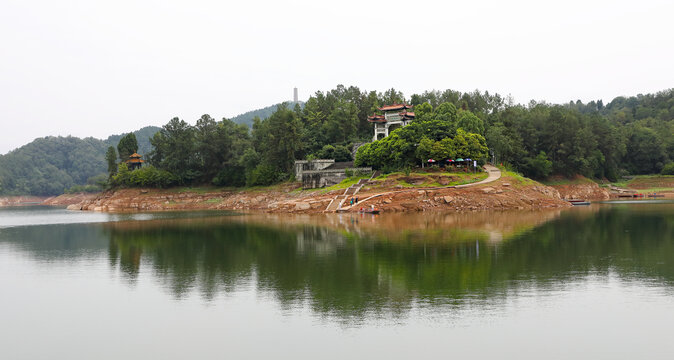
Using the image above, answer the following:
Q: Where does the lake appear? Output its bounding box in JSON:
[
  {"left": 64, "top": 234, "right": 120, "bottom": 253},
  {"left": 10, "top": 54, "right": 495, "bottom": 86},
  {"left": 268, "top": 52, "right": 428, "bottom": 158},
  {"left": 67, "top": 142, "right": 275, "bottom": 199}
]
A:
[{"left": 2, "top": 203, "right": 674, "bottom": 359}]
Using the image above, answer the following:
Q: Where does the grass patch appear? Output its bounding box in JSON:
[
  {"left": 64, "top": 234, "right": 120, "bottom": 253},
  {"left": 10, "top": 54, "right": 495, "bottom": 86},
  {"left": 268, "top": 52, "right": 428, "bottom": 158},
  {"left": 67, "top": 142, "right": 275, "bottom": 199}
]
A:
[
  {"left": 624, "top": 175, "right": 674, "bottom": 189},
  {"left": 370, "top": 170, "right": 488, "bottom": 189},
  {"left": 608, "top": 175, "right": 674, "bottom": 191},
  {"left": 542, "top": 176, "right": 596, "bottom": 186},
  {"left": 317, "top": 176, "right": 370, "bottom": 193},
  {"left": 503, "top": 170, "right": 537, "bottom": 187},
  {"left": 451, "top": 172, "right": 488, "bottom": 186},
  {"left": 170, "top": 186, "right": 216, "bottom": 194}
]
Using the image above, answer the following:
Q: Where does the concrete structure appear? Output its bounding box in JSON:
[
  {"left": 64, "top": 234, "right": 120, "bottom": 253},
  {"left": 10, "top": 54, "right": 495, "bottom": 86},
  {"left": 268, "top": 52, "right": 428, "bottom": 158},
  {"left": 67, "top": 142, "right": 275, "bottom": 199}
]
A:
[
  {"left": 295, "top": 160, "right": 372, "bottom": 189},
  {"left": 368, "top": 103, "right": 415, "bottom": 141},
  {"left": 293, "top": 87, "right": 298, "bottom": 103}
]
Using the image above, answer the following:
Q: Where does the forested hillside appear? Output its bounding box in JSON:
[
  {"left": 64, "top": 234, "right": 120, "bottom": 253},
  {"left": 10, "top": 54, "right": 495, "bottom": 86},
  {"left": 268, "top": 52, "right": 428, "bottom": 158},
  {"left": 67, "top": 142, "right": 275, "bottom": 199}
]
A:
[
  {"left": 0, "top": 126, "right": 161, "bottom": 196},
  {"left": 0, "top": 136, "right": 109, "bottom": 196},
  {"left": 230, "top": 101, "right": 303, "bottom": 127},
  {"left": 3, "top": 86, "right": 673, "bottom": 196}
]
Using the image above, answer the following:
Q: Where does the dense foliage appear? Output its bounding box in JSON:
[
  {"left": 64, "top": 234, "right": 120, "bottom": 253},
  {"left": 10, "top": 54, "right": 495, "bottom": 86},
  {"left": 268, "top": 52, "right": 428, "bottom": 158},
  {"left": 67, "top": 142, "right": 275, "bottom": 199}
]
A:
[
  {"left": 148, "top": 116, "right": 252, "bottom": 186},
  {"left": 0, "top": 136, "right": 109, "bottom": 196},
  {"left": 111, "top": 163, "right": 177, "bottom": 188},
  {"left": 354, "top": 103, "right": 489, "bottom": 171},
  {"left": 0, "top": 127, "right": 160, "bottom": 196},
  {"left": 116, "top": 133, "right": 138, "bottom": 161},
  {"left": 2, "top": 86, "right": 673, "bottom": 195}
]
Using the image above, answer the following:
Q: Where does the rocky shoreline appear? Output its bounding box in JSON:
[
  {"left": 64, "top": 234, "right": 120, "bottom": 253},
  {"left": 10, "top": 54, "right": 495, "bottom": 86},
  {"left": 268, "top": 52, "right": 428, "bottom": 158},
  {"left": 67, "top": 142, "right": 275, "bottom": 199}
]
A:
[
  {"left": 41, "top": 173, "right": 573, "bottom": 214},
  {"left": 549, "top": 181, "right": 611, "bottom": 200}
]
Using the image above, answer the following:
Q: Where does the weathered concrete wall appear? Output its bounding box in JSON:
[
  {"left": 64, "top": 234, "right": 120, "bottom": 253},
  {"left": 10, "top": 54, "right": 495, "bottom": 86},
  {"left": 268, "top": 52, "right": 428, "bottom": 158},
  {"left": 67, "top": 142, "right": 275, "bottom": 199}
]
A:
[
  {"left": 300, "top": 168, "right": 373, "bottom": 189},
  {"left": 294, "top": 160, "right": 334, "bottom": 180},
  {"left": 295, "top": 160, "right": 372, "bottom": 189}
]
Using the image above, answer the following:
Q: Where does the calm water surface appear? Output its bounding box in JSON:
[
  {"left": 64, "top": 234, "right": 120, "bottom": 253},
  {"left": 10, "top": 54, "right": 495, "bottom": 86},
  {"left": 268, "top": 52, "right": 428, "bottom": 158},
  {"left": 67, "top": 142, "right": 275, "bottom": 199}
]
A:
[{"left": 1, "top": 204, "right": 674, "bottom": 359}]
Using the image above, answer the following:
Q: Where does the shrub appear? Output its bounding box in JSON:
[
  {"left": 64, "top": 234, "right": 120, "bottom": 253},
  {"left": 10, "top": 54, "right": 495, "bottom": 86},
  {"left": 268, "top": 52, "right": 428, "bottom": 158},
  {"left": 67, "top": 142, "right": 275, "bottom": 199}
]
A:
[
  {"left": 212, "top": 167, "right": 246, "bottom": 187},
  {"left": 661, "top": 163, "right": 674, "bottom": 175},
  {"left": 111, "top": 164, "right": 177, "bottom": 188},
  {"left": 247, "top": 164, "right": 281, "bottom": 186}
]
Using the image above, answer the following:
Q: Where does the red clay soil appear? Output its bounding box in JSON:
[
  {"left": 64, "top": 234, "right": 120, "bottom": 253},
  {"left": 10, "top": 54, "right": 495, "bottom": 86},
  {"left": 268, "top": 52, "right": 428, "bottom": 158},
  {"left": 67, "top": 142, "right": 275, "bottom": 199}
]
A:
[
  {"left": 53, "top": 173, "right": 570, "bottom": 213},
  {"left": 549, "top": 182, "right": 610, "bottom": 200}
]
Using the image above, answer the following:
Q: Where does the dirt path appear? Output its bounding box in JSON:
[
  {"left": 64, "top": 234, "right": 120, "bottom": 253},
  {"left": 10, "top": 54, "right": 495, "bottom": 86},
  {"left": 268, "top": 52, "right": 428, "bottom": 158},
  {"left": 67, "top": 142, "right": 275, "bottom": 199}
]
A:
[
  {"left": 338, "top": 164, "right": 502, "bottom": 211},
  {"left": 456, "top": 164, "right": 501, "bottom": 187}
]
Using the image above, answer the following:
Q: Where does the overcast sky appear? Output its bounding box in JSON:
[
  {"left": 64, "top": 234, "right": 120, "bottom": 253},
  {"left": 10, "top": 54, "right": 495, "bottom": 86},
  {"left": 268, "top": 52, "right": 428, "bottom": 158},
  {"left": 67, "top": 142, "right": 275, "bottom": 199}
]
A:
[{"left": 1, "top": 0, "right": 672, "bottom": 154}]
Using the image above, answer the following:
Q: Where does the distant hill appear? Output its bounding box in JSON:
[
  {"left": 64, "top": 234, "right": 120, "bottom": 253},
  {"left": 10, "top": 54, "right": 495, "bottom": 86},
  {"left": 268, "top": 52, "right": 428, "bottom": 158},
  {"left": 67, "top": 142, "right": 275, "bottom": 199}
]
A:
[
  {"left": 230, "top": 101, "right": 304, "bottom": 127},
  {"left": 0, "top": 126, "right": 161, "bottom": 196},
  {"left": 0, "top": 100, "right": 308, "bottom": 196}
]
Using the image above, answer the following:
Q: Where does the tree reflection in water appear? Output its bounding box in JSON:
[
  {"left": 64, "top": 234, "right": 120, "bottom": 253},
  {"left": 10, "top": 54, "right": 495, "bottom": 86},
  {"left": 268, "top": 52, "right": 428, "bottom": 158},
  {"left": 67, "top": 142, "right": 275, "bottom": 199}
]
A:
[{"left": 98, "top": 205, "right": 674, "bottom": 320}]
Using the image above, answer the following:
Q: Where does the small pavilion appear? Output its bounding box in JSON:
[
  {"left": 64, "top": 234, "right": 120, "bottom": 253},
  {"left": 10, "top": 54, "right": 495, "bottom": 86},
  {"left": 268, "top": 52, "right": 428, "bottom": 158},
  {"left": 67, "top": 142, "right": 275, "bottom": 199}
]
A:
[
  {"left": 367, "top": 103, "right": 415, "bottom": 141},
  {"left": 126, "top": 153, "right": 145, "bottom": 170}
]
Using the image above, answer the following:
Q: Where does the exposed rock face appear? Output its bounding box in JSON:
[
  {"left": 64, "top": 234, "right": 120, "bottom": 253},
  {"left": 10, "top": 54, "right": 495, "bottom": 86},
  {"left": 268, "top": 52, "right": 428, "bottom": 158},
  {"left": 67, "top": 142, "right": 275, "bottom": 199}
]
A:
[
  {"left": 343, "top": 178, "right": 569, "bottom": 213},
  {"left": 294, "top": 202, "right": 311, "bottom": 210},
  {"left": 551, "top": 182, "right": 610, "bottom": 200},
  {"left": 0, "top": 196, "right": 49, "bottom": 207}
]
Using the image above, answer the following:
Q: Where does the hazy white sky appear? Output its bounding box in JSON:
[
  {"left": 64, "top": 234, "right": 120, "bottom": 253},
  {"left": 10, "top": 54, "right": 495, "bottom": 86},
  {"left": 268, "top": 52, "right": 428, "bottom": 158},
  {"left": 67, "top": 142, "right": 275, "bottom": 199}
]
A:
[{"left": 1, "top": 0, "right": 672, "bottom": 154}]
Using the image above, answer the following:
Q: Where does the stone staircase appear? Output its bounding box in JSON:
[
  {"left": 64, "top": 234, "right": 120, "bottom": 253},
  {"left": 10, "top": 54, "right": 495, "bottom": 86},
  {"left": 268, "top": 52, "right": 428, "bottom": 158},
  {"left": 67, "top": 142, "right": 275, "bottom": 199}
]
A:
[{"left": 324, "top": 178, "right": 370, "bottom": 212}]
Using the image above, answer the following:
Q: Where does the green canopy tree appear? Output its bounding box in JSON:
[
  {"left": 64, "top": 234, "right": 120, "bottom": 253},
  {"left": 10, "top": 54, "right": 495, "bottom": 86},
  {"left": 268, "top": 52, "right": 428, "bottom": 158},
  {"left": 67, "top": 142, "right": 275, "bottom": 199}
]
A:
[
  {"left": 105, "top": 146, "right": 117, "bottom": 176},
  {"left": 148, "top": 117, "right": 200, "bottom": 184},
  {"left": 117, "top": 133, "right": 138, "bottom": 161},
  {"left": 456, "top": 111, "right": 485, "bottom": 135}
]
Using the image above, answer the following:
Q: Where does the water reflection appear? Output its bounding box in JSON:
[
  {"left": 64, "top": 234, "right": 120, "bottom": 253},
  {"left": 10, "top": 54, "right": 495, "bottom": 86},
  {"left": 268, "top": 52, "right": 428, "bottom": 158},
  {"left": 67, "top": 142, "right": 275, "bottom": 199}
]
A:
[{"left": 2, "top": 205, "right": 674, "bottom": 321}]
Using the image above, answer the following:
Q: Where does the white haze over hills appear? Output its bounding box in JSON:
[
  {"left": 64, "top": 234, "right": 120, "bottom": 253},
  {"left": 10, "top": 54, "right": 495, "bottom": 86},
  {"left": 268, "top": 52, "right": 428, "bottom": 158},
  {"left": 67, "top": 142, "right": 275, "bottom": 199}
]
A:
[{"left": 1, "top": 0, "right": 673, "bottom": 154}]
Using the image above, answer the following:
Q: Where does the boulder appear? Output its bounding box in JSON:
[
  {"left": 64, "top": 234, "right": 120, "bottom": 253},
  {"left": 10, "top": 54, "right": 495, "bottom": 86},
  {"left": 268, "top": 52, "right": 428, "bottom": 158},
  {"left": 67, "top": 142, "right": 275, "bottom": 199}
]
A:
[
  {"left": 437, "top": 177, "right": 451, "bottom": 185},
  {"left": 66, "top": 204, "right": 81, "bottom": 211},
  {"left": 294, "top": 202, "right": 311, "bottom": 210}
]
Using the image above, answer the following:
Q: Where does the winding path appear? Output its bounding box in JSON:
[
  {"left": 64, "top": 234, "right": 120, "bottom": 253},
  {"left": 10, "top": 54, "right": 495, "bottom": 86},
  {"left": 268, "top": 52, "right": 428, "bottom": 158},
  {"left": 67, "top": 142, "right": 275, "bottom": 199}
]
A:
[{"left": 336, "top": 164, "right": 502, "bottom": 212}]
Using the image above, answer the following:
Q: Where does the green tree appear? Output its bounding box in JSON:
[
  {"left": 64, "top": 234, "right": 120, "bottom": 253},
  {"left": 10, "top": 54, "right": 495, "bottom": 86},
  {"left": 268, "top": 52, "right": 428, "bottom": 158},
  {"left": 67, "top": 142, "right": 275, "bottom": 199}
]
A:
[
  {"left": 415, "top": 137, "right": 434, "bottom": 167},
  {"left": 523, "top": 152, "right": 553, "bottom": 179},
  {"left": 250, "top": 104, "right": 304, "bottom": 183},
  {"left": 452, "top": 129, "right": 489, "bottom": 161},
  {"left": 117, "top": 133, "right": 138, "bottom": 161},
  {"left": 661, "top": 163, "right": 674, "bottom": 175},
  {"left": 148, "top": 117, "right": 200, "bottom": 184},
  {"left": 456, "top": 111, "right": 485, "bottom": 135},
  {"left": 431, "top": 138, "right": 455, "bottom": 161},
  {"left": 105, "top": 146, "right": 118, "bottom": 177}
]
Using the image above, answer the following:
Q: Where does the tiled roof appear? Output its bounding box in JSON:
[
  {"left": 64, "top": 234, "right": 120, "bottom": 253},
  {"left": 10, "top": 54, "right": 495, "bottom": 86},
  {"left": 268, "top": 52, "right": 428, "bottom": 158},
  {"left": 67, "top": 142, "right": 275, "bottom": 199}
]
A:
[
  {"left": 379, "top": 103, "right": 413, "bottom": 111},
  {"left": 367, "top": 114, "right": 386, "bottom": 123}
]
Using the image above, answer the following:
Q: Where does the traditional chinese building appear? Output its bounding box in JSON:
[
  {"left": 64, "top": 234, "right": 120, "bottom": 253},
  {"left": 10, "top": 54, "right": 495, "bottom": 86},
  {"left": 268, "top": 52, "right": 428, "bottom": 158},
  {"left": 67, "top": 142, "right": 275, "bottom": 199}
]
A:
[
  {"left": 126, "top": 153, "right": 145, "bottom": 170},
  {"left": 367, "top": 103, "right": 415, "bottom": 141}
]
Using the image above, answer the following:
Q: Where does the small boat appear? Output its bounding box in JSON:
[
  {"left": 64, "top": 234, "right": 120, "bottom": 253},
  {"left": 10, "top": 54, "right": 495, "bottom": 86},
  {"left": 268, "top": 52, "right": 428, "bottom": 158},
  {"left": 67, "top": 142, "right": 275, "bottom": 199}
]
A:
[
  {"left": 567, "top": 199, "right": 590, "bottom": 205},
  {"left": 647, "top": 194, "right": 665, "bottom": 198},
  {"left": 360, "top": 208, "right": 380, "bottom": 214}
]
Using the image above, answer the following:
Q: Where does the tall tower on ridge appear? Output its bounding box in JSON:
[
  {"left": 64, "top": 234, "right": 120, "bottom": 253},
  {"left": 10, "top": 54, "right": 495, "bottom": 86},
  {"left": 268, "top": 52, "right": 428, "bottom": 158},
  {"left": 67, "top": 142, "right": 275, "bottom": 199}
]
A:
[{"left": 293, "top": 87, "right": 298, "bottom": 103}]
